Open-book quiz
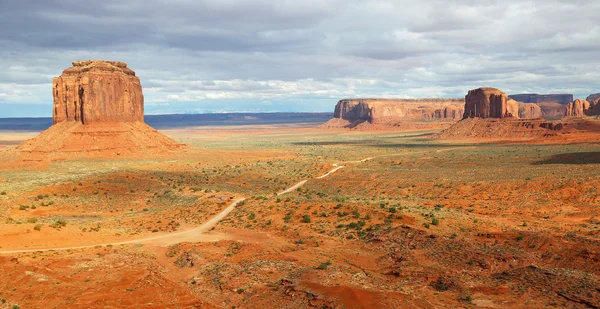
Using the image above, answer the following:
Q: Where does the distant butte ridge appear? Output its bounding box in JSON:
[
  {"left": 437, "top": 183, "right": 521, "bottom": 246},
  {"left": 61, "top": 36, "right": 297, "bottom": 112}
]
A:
[
  {"left": 16, "top": 60, "right": 183, "bottom": 161},
  {"left": 321, "top": 98, "right": 464, "bottom": 130},
  {"left": 508, "top": 93, "right": 573, "bottom": 105},
  {"left": 439, "top": 87, "right": 600, "bottom": 140}
]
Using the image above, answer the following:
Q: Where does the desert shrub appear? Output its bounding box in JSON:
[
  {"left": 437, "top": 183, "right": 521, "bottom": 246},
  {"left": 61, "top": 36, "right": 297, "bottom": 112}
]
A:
[
  {"left": 18, "top": 205, "right": 28, "bottom": 210},
  {"left": 432, "top": 218, "right": 440, "bottom": 226},
  {"left": 34, "top": 225, "right": 42, "bottom": 231},
  {"left": 317, "top": 261, "right": 331, "bottom": 270},
  {"left": 51, "top": 219, "right": 67, "bottom": 228},
  {"left": 302, "top": 215, "right": 311, "bottom": 223},
  {"left": 284, "top": 215, "right": 292, "bottom": 223},
  {"left": 0, "top": 191, "right": 6, "bottom": 195}
]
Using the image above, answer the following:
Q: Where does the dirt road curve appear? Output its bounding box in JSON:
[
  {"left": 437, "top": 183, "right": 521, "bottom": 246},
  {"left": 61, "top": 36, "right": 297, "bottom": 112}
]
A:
[{"left": 0, "top": 158, "right": 367, "bottom": 254}]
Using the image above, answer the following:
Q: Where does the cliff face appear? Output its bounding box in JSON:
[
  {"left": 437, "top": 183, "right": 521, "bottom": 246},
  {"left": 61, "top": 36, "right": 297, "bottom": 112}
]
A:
[
  {"left": 565, "top": 99, "right": 592, "bottom": 117},
  {"left": 16, "top": 60, "right": 182, "bottom": 160},
  {"left": 509, "top": 94, "right": 573, "bottom": 105},
  {"left": 333, "top": 98, "right": 464, "bottom": 124},
  {"left": 518, "top": 102, "right": 543, "bottom": 119},
  {"left": 536, "top": 102, "right": 566, "bottom": 120},
  {"left": 586, "top": 93, "right": 600, "bottom": 104},
  {"left": 52, "top": 60, "right": 144, "bottom": 124},
  {"left": 463, "top": 88, "right": 515, "bottom": 119}
]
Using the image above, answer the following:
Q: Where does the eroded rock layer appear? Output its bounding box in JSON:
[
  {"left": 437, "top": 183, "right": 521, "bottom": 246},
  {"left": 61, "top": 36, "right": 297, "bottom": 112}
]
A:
[
  {"left": 565, "top": 99, "right": 592, "bottom": 117},
  {"left": 15, "top": 60, "right": 182, "bottom": 161},
  {"left": 463, "top": 88, "right": 515, "bottom": 119},
  {"left": 331, "top": 98, "right": 464, "bottom": 125},
  {"left": 586, "top": 93, "right": 600, "bottom": 104},
  {"left": 518, "top": 102, "right": 543, "bottom": 119},
  {"left": 53, "top": 60, "right": 143, "bottom": 124}
]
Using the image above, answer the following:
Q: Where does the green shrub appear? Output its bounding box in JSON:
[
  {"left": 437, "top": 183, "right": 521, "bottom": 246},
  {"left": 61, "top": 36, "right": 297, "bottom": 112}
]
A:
[
  {"left": 302, "top": 215, "right": 311, "bottom": 223},
  {"left": 317, "top": 261, "right": 331, "bottom": 270}
]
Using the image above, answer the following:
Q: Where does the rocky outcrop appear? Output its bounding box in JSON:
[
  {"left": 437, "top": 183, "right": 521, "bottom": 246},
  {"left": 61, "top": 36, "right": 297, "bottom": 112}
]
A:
[
  {"left": 518, "top": 102, "right": 543, "bottom": 119},
  {"left": 509, "top": 94, "right": 573, "bottom": 105},
  {"left": 586, "top": 93, "right": 600, "bottom": 104},
  {"left": 536, "top": 102, "right": 567, "bottom": 120},
  {"left": 53, "top": 60, "right": 143, "bottom": 124},
  {"left": 16, "top": 60, "right": 182, "bottom": 160},
  {"left": 463, "top": 88, "right": 516, "bottom": 119},
  {"left": 565, "top": 99, "right": 591, "bottom": 117},
  {"left": 333, "top": 98, "right": 464, "bottom": 124}
]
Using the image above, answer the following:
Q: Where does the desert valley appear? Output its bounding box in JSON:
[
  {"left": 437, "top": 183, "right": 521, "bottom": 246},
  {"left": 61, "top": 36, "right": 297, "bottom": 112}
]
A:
[{"left": 0, "top": 59, "right": 599, "bottom": 309}]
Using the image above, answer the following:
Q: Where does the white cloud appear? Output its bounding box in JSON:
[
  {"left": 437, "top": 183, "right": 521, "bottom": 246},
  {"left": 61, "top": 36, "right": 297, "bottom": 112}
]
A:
[{"left": 0, "top": 0, "right": 599, "bottom": 116}]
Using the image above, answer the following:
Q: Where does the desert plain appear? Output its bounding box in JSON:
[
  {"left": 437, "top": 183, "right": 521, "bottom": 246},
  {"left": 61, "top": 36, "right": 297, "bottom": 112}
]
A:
[{"left": 1, "top": 121, "right": 600, "bottom": 309}]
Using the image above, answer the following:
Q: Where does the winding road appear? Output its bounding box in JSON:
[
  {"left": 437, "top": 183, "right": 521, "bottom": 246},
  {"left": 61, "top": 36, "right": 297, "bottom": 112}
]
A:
[
  {"left": 0, "top": 161, "right": 351, "bottom": 254},
  {"left": 0, "top": 147, "right": 471, "bottom": 254}
]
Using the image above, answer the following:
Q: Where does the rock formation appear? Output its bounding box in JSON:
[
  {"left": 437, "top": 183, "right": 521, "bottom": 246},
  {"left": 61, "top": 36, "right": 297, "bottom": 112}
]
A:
[
  {"left": 17, "top": 60, "right": 182, "bottom": 160},
  {"left": 536, "top": 102, "right": 567, "bottom": 120},
  {"left": 586, "top": 93, "right": 600, "bottom": 104},
  {"left": 509, "top": 93, "right": 573, "bottom": 105},
  {"left": 327, "top": 98, "right": 464, "bottom": 128},
  {"left": 518, "top": 102, "right": 543, "bottom": 119},
  {"left": 52, "top": 60, "right": 143, "bottom": 124},
  {"left": 565, "top": 99, "right": 591, "bottom": 117},
  {"left": 463, "top": 88, "right": 516, "bottom": 119}
]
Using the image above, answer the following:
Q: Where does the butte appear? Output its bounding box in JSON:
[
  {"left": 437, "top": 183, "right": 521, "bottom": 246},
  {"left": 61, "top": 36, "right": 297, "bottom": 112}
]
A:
[{"left": 16, "top": 60, "right": 183, "bottom": 161}]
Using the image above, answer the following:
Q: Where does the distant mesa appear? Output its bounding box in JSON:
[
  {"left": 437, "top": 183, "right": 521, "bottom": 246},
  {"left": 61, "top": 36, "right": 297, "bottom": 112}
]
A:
[
  {"left": 509, "top": 93, "right": 573, "bottom": 105},
  {"left": 16, "top": 60, "right": 183, "bottom": 161},
  {"left": 322, "top": 98, "right": 464, "bottom": 130},
  {"left": 439, "top": 87, "right": 588, "bottom": 140}
]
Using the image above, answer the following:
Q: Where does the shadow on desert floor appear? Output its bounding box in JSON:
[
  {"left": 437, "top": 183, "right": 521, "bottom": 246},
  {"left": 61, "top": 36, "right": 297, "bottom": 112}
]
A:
[{"left": 533, "top": 152, "right": 600, "bottom": 165}]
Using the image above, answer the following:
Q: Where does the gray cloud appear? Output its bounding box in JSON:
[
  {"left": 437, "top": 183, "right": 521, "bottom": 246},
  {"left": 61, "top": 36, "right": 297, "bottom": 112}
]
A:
[{"left": 0, "top": 0, "right": 599, "bottom": 116}]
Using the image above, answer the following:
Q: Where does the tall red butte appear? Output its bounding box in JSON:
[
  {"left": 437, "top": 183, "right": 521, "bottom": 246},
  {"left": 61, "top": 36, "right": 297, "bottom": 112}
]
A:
[{"left": 17, "top": 60, "right": 183, "bottom": 160}]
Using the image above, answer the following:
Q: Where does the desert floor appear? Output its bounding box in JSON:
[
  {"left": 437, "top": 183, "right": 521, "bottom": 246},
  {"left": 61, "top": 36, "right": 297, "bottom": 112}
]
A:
[{"left": 0, "top": 125, "right": 599, "bottom": 308}]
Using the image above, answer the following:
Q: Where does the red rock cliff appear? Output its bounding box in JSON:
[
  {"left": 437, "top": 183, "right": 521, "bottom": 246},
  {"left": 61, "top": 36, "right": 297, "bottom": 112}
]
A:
[
  {"left": 565, "top": 99, "right": 591, "bottom": 117},
  {"left": 463, "top": 88, "right": 516, "bottom": 119},
  {"left": 53, "top": 60, "right": 144, "bottom": 124},
  {"left": 333, "top": 98, "right": 464, "bottom": 124}
]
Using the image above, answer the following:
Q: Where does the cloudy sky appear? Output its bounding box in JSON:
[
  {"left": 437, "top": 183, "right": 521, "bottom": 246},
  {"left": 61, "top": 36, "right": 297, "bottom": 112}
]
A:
[{"left": 1, "top": 0, "right": 599, "bottom": 117}]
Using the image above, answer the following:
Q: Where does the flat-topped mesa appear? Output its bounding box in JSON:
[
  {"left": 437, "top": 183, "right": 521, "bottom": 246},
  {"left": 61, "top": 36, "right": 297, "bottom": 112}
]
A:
[
  {"left": 53, "top": 60, "right": 143, "bottom": 124},
  {"left": 463, "top": 88, "right": 517, "bottom": 119},
  {"left": 333, "top": 98, "right": 465, "bottom": 124},
  {"left": 509, "top": 93, "right": 573, "bottom": 105}
]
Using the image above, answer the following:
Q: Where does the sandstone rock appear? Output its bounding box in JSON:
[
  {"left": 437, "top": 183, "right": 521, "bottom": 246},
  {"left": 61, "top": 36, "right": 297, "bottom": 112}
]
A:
[
  {"left": 53, "top": 60, "right": 143, "bottom": 124},
  {"left": 586, "top": 93, "right": 600, "bottom": 104},
  {"left": 463, "top": 88, "right": 516, "bottom": 119},
  {"left": 332, "top": 98, "right": 464, "bottom": 125},
  {"left": 507, "top": 99, "right": 519, "bottom": 119},
  {"left": 536, "top": 102, "right": 567, "bottom": 120},
  {"left": 509, "top": 93, "right": 573, "bottom": 105},
  {"left": 17, "top": 60, "right": 182, "bottom": 160},
  {"left": 565, "top": 99, "right": 591, "bottom": 117},
  {"left": 518, "top": 102, "right": 543, "bottom": 119}
]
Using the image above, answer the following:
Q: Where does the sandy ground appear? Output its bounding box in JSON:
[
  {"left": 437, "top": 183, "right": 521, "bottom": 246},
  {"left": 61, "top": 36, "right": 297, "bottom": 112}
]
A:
[{"left": 1, "top": 123, "right": 600, "bottom": 308}]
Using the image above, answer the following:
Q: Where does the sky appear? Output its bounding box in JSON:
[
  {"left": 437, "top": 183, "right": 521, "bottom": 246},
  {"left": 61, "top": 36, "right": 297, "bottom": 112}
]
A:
[{"left": 1, "top": 0, "right": 599, "bottom": 117}]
